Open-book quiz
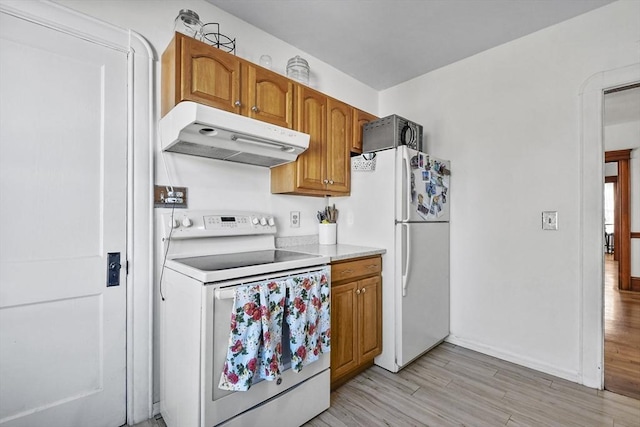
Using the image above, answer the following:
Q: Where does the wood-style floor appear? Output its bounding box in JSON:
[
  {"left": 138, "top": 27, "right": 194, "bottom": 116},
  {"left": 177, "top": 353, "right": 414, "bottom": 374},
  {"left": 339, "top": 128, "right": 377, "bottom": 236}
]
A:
[
  {"left": 138, "top": 342, "right": 639, "bottom": 427},
  {"left": 305, "top": 343, "right": 640, "bottom": 427},
  {"left": 605, "top": 253, "right": 640, "bottom": 400}
]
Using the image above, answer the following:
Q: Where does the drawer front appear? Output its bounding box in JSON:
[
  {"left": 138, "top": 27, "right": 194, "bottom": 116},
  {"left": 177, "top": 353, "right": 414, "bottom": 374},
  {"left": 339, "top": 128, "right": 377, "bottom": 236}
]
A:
[{"left": 332, "top": 256, "right": 381, "bottom": 283}]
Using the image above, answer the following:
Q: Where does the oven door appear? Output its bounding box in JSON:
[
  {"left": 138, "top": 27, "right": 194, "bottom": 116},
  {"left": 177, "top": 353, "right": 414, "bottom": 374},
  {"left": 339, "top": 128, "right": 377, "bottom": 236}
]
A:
[{"left": 202, "top": 267, "right": 330, "bottom": 427}]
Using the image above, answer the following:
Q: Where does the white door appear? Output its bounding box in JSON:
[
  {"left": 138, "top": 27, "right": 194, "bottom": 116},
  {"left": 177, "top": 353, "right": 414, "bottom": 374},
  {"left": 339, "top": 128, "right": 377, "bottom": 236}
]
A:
[
  {"left": 0, "top": 11, "right": 127, "bottom": 427},
  {"left": 396, "top": 222, "right": 450, "bottom": 367}
]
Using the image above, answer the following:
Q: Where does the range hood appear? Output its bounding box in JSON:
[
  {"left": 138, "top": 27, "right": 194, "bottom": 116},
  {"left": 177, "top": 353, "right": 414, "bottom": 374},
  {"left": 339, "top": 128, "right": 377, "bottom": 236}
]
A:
[{"left": 160, "top": 102, "right": 310, "bottom": 167}]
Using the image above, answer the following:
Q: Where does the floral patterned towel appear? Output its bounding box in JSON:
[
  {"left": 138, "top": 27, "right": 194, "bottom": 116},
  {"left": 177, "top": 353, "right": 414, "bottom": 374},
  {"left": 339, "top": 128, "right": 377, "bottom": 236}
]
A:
[
  {"left": 286, "top": 267, "right": 331, "bottom": 372},
  {"left": 218, "top": 279, "right": 286, "bottom": 391}
]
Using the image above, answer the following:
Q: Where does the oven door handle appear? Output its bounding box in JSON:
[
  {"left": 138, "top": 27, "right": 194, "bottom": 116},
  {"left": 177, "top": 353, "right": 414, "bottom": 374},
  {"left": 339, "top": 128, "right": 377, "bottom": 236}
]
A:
[{"left": 215, "top": 288, "right": 236, "bottom": 300}]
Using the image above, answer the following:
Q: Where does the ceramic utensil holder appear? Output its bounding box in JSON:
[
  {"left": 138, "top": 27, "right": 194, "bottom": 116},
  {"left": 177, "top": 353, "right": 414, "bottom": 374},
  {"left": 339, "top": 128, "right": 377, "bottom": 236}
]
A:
[{"left": 318, "top": 223, "right": 337, "bottom": 245}]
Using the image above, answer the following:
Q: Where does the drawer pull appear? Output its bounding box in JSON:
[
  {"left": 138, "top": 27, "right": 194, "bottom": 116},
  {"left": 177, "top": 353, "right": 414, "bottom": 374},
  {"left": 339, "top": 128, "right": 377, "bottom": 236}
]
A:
[
  {"left": 340, "top": 269, "right": 353, "bottom": 275},
  {"left": 365, "top": 264, "right": 377, "bottom": 270}
]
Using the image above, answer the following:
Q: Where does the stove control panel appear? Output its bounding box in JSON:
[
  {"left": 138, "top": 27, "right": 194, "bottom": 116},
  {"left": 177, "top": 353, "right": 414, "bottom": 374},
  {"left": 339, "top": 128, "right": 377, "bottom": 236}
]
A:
[{"left": 162, "top": 210, "right": 277, "bottom": 239}]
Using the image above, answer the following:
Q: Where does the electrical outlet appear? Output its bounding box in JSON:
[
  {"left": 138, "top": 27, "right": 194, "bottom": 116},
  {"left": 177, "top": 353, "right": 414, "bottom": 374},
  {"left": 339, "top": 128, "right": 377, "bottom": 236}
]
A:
[
  {"left": 290, "top": 211, "right": 300, "bottom": 228},
  {"left": 154, "top": 185, "right": 188, "bottom": 208}
]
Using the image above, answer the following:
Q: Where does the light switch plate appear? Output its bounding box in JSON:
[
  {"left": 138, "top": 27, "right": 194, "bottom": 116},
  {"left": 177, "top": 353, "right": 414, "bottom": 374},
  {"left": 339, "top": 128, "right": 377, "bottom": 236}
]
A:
[{"left": 542, "top": 211, "right": 558, "bottom": 230}]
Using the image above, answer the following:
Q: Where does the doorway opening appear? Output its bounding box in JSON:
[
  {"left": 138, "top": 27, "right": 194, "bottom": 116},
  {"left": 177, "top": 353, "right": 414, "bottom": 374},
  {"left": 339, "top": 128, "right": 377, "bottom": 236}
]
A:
[{"left": 602, "top": 84, "right": 640, "bottom": 400}]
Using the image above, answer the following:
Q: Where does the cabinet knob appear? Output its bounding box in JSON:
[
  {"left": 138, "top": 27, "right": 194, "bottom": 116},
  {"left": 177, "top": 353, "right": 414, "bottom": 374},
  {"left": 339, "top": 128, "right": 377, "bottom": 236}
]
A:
[
  {"left": 355, "top": 289, "right": 361, "bottom": 295},
  {"left": 361, "top": 287, "right": 366, "bottom": 293},
  {"left": 251, "top": 105, "right": 259, "bottom": 113},
  {"left": 329, "top": 180, "right": 334, "bottom": 185},
  {"left": 234, "top": 100, "right": 241, "bottom": 107},
  {"left": 323, "top": 179, "right": 329, "bottom": 184}
]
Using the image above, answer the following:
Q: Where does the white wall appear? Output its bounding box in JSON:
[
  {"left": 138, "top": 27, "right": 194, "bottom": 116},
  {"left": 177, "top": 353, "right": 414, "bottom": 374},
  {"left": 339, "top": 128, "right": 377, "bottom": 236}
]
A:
[{"left": 380, "top": 0, "right": 640, "bottom": 381}]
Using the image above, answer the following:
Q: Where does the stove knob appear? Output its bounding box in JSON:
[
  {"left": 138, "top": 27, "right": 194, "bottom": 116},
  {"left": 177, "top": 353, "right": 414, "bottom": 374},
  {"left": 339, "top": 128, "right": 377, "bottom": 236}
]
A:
[
  {"left": 259, "top": 217, "right": 267, "bottom": 226},
  {"left": 182, "top": 217, "right": 193, "bottom": 227},
  {"left": 252, "top": 217, "right": 260, "bottom": 225},
  {"left": 172, "top": 219, "right": 180, "bottom": 229},
  {"left": 267, "top": 217, "right": 275, "bottom": 227}
]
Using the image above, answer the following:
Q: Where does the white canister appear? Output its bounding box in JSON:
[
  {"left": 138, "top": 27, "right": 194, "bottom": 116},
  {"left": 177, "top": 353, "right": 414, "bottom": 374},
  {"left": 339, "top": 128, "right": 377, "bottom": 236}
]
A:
[{"left": 318, "top": 223, "right": 337, "bottom": 245}]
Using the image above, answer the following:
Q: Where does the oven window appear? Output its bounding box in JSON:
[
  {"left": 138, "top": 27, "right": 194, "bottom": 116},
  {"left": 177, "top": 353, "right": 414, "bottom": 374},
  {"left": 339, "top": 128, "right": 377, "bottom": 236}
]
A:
[{"left": 212, "top": 286, "right": 293, "bottom": 399}]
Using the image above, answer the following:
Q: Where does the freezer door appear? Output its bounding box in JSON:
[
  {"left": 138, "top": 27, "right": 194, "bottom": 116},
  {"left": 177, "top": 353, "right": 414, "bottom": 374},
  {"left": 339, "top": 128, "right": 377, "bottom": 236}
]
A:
[
  {"left": 398, "top": 146, "right": 451, "bottom": 222},
  {"left": 396, "top": 222, "right": 450, "bottom": 367}
]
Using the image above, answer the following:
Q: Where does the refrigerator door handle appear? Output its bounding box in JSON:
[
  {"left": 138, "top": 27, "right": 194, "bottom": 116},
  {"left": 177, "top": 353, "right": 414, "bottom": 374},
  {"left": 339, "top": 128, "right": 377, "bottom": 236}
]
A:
[
  {"left": 402, "top": 223, "right": 410, "bottom": 297},
  {"left": 402, "top": 149, "right": 410, "bottom": 222}
]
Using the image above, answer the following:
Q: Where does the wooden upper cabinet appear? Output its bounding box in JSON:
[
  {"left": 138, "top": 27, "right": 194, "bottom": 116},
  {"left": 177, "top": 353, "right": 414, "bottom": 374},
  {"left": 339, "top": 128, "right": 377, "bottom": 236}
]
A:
[
  {"left": 352, "top": 109, "right": 378, "bottom": 154},
  {"left": 295, "top": 86, "right": 327, "bottom": 191},
  {"left": 162, "top": 32, "right": 241, "bottom": 116},
  {"left": 326, "top": 98, "right": 352, "bottom": 194},
  {"left": 161, "top": 33, "right": 373, "bottom": 197},
  {"left": 271, "top": 88, "right": 352, "bottom": 196},
  {"left": 243, "top": 64, "right": 295, "bottom": 129}
]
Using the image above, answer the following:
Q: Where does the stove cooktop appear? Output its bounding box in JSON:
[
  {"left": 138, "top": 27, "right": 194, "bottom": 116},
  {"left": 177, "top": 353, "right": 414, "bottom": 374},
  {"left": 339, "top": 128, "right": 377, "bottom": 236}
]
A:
[
  {"left": 166, "top": 249, "right": 328, "bottom": 284},
  {"left": 174, "top": 249, "right": 320, "bottom": 272}
]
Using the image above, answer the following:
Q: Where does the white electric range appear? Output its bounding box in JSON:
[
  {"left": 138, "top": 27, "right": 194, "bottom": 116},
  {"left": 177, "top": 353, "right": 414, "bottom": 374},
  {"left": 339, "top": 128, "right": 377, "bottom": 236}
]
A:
[{"left": 159, "top": 210, "right": 331, "bottom": 427}]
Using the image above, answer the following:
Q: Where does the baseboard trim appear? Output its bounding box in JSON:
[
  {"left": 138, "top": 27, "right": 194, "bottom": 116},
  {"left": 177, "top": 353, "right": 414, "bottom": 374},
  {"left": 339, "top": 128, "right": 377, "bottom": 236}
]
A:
[
  {"left": 152, "top": 402, "right": 161, "bottom": 417},
  {"left": 631, "top": 276, "right": 640, "bottom": 292},
  {"left": 444, "top": 335, "right": 582, "bottom": 385}
]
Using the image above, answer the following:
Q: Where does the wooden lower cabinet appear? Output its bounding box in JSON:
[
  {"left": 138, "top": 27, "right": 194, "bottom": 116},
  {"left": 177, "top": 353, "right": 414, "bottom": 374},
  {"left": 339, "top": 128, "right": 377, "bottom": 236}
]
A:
[{"left": 330, "top": 256, "right": 382, "bottom": 389}]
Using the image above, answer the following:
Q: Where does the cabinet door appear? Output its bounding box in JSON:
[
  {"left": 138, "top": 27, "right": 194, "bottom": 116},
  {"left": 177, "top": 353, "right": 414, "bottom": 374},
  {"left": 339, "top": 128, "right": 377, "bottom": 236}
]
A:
[
  {"left": 295, "top": 86, "right": 327, "bottom": 191},
  {"left": 330, "top": 281, "right": 359, "bottom": 381},
  {"left": 326, "top": 98, "right": 352, "bottom": 194},
  {"left": 358, "top": 275, "right": 382, "bottom": 362},
  {"left": 353, "top": 109, "right": 377, "bottom": 154},
  {"left": 180, "top": 35, "right": 241, "bottom": 113},
  {"left": 244, "top": 64, "right": 294, "bottom": 129}
]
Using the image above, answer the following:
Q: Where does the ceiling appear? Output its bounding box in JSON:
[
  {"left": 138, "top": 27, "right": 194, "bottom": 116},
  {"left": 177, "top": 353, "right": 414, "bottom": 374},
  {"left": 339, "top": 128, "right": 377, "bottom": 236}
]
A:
[{"left": 207, "top": 0, "right": 615, "bottom": 90}]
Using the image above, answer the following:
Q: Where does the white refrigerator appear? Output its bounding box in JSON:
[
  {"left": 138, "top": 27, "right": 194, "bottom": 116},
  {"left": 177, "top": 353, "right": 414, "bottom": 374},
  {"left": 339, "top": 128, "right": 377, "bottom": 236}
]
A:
[{"left": 338, "top": 146, "right": 450, "bottom": 373}]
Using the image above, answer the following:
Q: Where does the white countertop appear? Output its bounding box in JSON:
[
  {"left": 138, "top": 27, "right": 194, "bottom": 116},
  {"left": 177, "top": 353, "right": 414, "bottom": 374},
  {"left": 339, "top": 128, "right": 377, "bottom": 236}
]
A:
[{"left": 283, "top": 243, "right": 386, "bottom": 262}]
